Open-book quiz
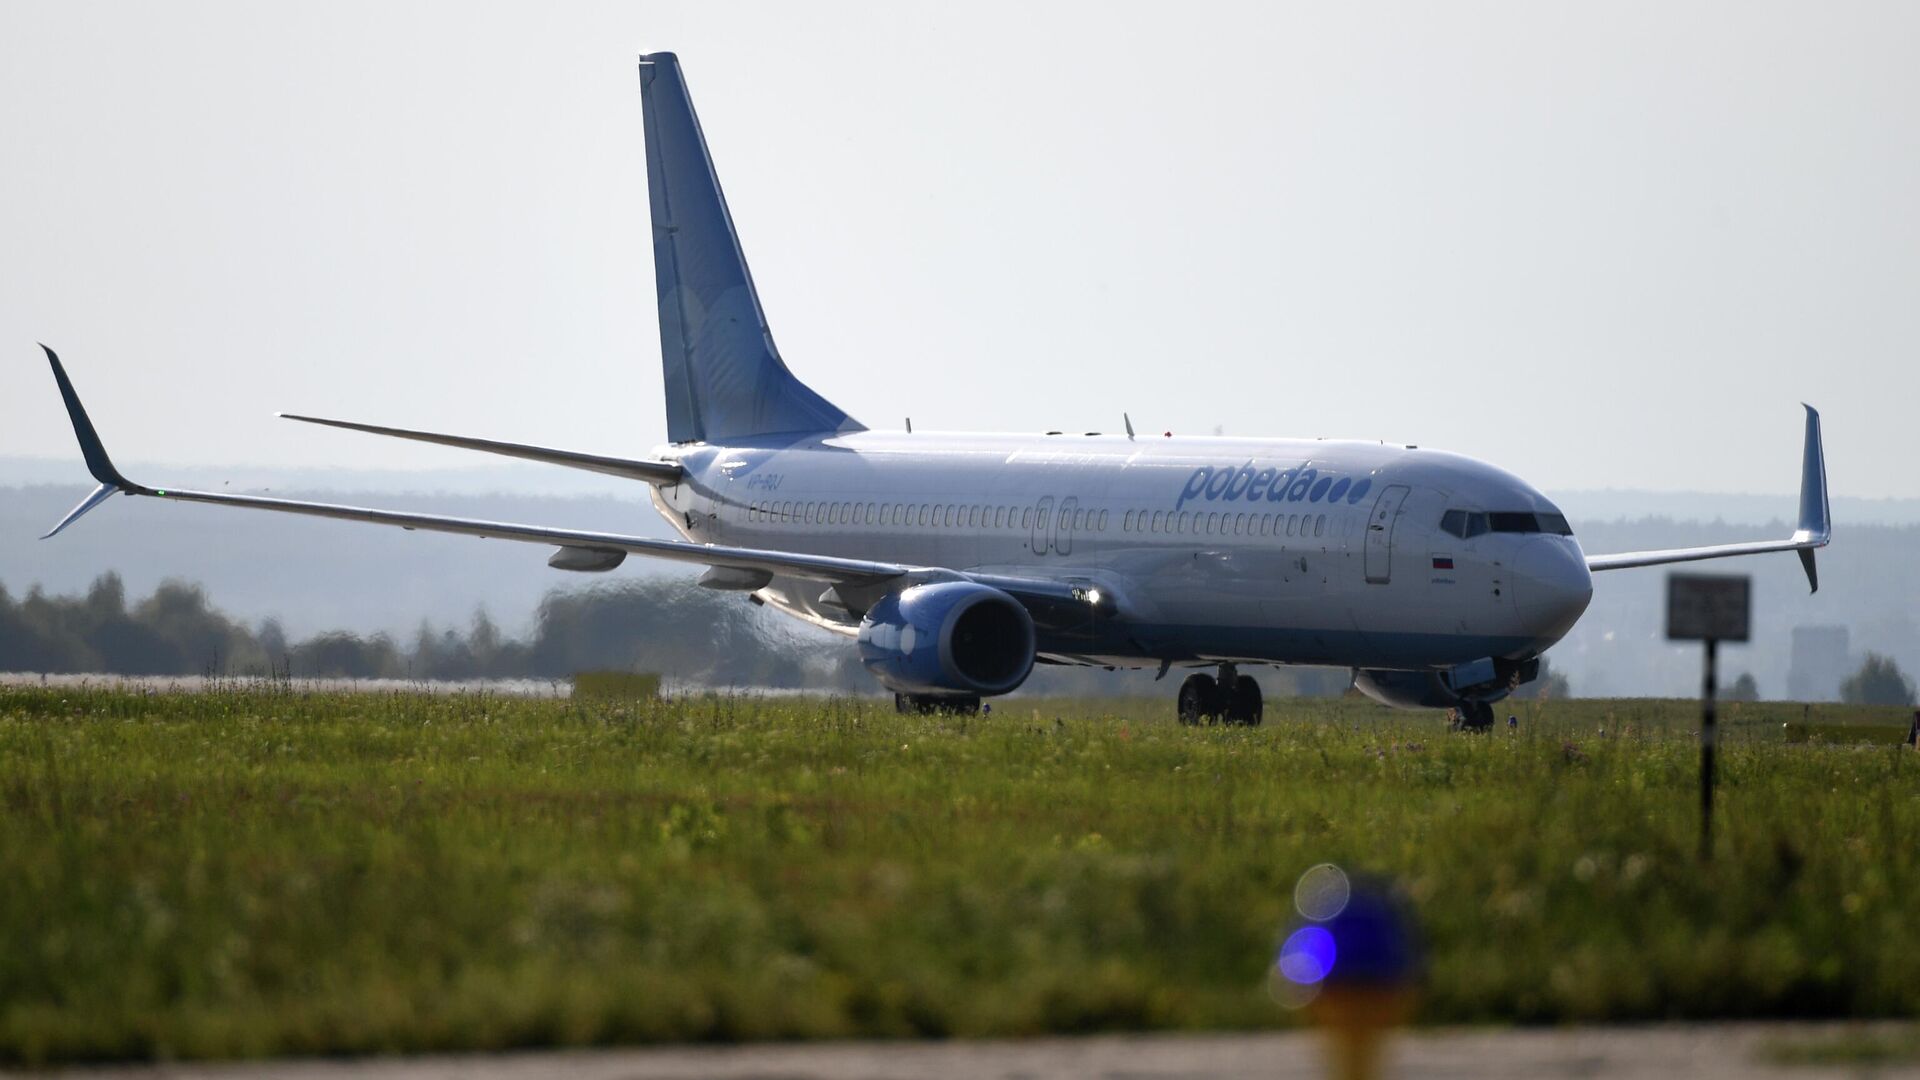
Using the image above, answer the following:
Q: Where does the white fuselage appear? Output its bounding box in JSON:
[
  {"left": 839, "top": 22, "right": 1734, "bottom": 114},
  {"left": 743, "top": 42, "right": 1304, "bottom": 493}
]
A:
[{"left": 649, "top": 430, "right": 1593, "bottom": 673}]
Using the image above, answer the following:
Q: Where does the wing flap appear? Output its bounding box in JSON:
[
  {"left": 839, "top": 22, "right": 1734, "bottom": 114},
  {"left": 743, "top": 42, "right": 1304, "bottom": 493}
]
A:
[{"left": 130, "top": 484, "right": 910, "bottom": 584}]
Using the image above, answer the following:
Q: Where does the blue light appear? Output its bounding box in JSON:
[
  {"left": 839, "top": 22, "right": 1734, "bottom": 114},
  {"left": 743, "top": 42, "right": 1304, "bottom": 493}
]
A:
[{"left": 1276, "top": 926, "right": 1338, "bottom": 985}]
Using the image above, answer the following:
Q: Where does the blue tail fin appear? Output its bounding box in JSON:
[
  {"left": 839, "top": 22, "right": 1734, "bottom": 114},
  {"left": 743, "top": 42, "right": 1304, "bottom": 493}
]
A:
[{"left": 639, "top": 53, "right": 862, "bottom": 444}]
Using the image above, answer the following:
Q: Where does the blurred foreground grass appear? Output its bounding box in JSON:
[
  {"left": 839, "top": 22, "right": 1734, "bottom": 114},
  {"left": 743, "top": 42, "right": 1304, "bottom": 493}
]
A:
[{"left": 1, "top": 686, "right": 1916, "bottom": 1063}]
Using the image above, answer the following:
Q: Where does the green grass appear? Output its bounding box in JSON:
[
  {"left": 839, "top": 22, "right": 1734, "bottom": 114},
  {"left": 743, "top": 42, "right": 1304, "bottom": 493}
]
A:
[{"left": 1, "top": 687, "right": 1917, "bottom": 1064}]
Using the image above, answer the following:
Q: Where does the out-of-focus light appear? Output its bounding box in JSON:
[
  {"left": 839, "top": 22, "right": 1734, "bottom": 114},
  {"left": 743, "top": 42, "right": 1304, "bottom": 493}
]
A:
[
  {"left": 1277, "top": 925, "right": 1337, "bottom": 985},
  {"left": 1086, "top": 589, "right": 1103, "bottom": 606},
  {"left": 1295, "top": 862, "right": 1351, "bottom": 922}
]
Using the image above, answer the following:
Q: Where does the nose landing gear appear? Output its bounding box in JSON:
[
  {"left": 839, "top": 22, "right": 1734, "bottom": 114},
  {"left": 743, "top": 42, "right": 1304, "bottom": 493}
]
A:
[
  {"left": 1176, "top": 665, "right": 1264, "bottom": 726},
  {"left": 1449, "top": 699, "right": 1496, "bottom": 732}
]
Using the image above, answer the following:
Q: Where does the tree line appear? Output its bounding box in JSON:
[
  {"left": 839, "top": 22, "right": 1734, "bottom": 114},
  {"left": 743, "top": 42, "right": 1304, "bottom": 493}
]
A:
[{"left": 0, "top": 573, "right": 858, "bottom": 689}]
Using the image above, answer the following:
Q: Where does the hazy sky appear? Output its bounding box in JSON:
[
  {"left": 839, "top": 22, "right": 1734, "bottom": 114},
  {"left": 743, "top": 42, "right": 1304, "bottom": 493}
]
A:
[{"left": 4, "top": 2, "right": 1916, "bottom": 498}]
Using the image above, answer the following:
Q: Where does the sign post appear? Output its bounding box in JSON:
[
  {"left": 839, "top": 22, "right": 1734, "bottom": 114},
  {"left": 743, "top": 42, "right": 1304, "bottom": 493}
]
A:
[{"left": 1666, "top": 573, "right": 1751, "bottom": 861}]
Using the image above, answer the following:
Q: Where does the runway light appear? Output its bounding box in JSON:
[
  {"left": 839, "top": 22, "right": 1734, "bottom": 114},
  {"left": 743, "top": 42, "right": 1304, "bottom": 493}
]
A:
[{"left": 1276, "top": 925, "right": 1337, "bottom": 985}]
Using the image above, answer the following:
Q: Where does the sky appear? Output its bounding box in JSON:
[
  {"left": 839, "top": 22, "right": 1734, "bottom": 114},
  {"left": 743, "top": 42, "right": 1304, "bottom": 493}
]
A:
[{"left": 3, "top": 1, "right": 1917, "bottom": 499}]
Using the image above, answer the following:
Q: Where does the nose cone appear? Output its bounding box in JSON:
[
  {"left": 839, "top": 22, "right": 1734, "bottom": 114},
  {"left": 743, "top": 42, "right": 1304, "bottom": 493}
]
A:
[{"left": 1512, "top": 538, "right": 1592, "bottom": 646}]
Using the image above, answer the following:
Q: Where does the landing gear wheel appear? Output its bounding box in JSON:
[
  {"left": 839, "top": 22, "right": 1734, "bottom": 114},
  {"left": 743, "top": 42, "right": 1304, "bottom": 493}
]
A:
[
  {"left": 1454, "top": 700, "right": 1495, "bottom": 733},
  {"left": 1227, "top": 675, "right": 1264, "bottom": 726},
  {"left": 895, "top": 693, "right": 981, "bottom": 716},
  {"left": 1177, "top": 674, "right": 1218, "bottom": 725}
]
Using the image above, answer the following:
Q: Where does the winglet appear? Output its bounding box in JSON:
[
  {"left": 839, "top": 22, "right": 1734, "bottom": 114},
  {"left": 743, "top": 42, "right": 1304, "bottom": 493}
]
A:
[
  {"left": 41, "top": 345, "right": 148, "bottom": 538},
  {"left": 44, "top": 346, "right": 137, "bottom": 491},
  {"left": 1797, "top": 404, "right": 1829, "bottom": 543},
  {"left": 1795, "top": 403, "right": 1829, "bottom": 592}
]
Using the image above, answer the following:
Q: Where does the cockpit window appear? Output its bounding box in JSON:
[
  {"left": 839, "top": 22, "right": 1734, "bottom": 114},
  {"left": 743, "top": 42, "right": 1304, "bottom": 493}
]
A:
[
  {"left": 1439, "top": 510, "right": 1489, "bottom": 539},
  {"left": 1487, "top": 511, "right": 1574, "bottom": 536}
]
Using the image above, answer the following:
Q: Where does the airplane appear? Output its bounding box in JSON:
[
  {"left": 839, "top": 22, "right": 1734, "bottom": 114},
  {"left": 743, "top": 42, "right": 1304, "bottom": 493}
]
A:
[{"left": 37, "top": 52, "right": 1830, "bottom": 729}]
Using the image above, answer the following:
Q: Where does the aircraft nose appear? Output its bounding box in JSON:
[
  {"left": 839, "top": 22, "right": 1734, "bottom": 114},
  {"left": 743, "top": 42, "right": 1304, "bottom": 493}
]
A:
[{"left": 1511, "top": 537, "right": 1592, "bottom": 645}]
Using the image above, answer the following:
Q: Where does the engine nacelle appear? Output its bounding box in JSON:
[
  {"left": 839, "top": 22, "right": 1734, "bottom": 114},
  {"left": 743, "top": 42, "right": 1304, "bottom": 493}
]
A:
[
  {"left": 857, "top": 582, "right": 1036, "bottom": 697},
  {"left": 1352, "top": 669, "right": 1464, "bottom": 710},
  {"left": 1353, "top": 656, "right": 1541, "bottom": 709}
]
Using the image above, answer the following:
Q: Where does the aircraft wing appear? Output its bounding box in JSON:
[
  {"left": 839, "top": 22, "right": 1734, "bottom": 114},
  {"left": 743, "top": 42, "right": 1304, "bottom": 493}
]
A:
[
  {"left": 39, "top": 348, "right": 1118, "bottom": 629},
  {"left": 1582, "top": 405, "right": 1831, "bottom": 591},
  {"left": 277, "top": 413, "right": 683, "bottom": 485},
  {"left": 40, "top": 347, "right": 900, "bottom": 587}
]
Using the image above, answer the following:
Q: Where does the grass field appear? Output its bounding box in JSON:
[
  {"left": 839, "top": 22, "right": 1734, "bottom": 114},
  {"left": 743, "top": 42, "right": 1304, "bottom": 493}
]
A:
[{"left": 2, "top": 685, "right": 1916, "bottom": 1065}]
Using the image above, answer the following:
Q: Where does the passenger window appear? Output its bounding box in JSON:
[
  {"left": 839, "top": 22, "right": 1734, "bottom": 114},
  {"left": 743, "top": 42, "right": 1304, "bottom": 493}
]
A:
[
  {"left": 1124, "top": 510, "right": 1135, "bottom": 531},
  {"left": 1151, "top": 511, "right": 1164, "bottom": 532},
  {"left": 1315, "top": 514, "right": 1326, "bottom": 538},
  {"left": 1097, "top": 510, "right": 1108, "bottom": 530},
  {"left": 1021, "top": 507, "right": 1033, "bottom": 529}
]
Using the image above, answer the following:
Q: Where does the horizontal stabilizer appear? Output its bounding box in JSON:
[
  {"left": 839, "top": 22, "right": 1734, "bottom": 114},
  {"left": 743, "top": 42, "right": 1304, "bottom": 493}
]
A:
[
  {"left": 1585, "top": 405, "right": 1831, "bottom": 591},
  {"left": 279, "top": 414, "right": 682, "bottom": 485}
]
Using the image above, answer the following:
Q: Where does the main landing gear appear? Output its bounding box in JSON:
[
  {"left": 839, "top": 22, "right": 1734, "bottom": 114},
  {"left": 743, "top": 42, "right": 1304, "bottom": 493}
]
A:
[
  {"left": 1177, "top": 664, "right": 1264, "bottom": 726},
  {"left": 895, "top": 693, "right": 981, "bottom": 716},
  {"left": 1450, "top": 699, "right": 1495, "bottom": 733}
]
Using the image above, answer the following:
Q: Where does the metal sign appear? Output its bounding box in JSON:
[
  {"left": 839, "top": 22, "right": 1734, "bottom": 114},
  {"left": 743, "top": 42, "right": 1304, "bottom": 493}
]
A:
[{"left": 1666, "top": 574, "right": 1751, "bottom": 642}]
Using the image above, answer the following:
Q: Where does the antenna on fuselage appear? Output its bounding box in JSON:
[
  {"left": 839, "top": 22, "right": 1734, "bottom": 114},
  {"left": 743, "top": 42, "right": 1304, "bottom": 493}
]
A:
[
  {"left": 906, "top": 417, "right": 913, "bottom": 433},
  {"left": 1124, "top": 413, "right": 1135, "bottom": 441}
]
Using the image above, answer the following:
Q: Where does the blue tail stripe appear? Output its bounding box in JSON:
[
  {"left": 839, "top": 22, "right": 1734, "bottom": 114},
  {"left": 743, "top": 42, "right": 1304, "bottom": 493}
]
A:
[{"left": 639, "top": 53, "right": 861, "bottom": 444}]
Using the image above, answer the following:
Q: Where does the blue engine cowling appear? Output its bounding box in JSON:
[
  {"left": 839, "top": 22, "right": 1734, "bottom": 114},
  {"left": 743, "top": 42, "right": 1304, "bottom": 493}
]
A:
[{"left": 857, "top": 582, "right": 1036, "bottom": 697}]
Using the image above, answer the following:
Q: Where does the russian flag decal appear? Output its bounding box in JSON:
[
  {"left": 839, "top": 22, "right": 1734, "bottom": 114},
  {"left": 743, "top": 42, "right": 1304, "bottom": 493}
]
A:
[{"left": 1432, "top": 556, "right": 1454, "bottom": 570}]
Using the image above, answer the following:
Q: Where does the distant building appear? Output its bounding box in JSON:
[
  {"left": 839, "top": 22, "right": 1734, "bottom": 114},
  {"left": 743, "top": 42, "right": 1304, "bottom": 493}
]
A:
[{"left": 1788, "top": 625, "right": 1851, "bottom": 702}]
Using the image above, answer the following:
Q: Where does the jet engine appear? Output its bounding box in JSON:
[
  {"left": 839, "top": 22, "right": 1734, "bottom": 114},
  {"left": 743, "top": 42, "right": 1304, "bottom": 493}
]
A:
[
  {"left": 1353, "top": 657, "right": 1541, "bottom": 710},
  {"left": 857, "top": 582, "right": 1036, "bottom": 697}
]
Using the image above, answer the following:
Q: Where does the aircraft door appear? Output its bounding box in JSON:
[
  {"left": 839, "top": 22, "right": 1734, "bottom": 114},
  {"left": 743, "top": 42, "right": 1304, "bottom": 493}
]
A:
[
  {"left": 1364, "top": 484, "right": 1411, "bottom": 584},
  {"left": 1031, "top": 496, "right": 1054, "bottom": 555},
  {"left": 1055, "top": 497, "right": 1078, "bottom": 556}
]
